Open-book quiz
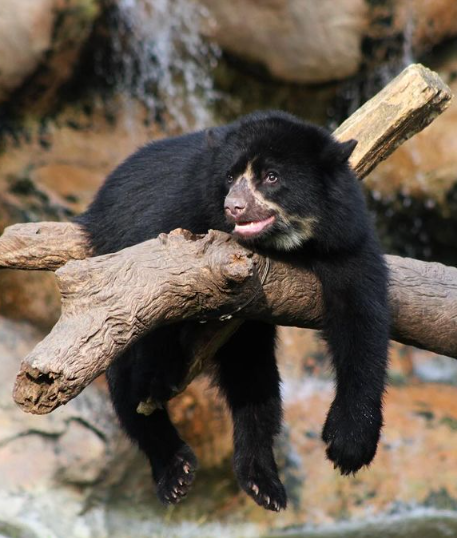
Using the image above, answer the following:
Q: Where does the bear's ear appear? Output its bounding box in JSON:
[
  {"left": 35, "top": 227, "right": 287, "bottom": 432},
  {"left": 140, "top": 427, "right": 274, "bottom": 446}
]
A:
[
  {"left": 320, "top": 138, "right": 358, "bottom": 167},
  {"left": 205, "top": 128, "right": 222, "bottom": 148},
  {"left": 338, "top": 139, "right": 358, "bottom": 163}
]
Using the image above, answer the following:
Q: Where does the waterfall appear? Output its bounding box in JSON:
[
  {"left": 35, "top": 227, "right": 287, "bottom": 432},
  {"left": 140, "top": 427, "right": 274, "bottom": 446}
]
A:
[{"left": 106, "top": 0, "right": 220, "bottom": 131}]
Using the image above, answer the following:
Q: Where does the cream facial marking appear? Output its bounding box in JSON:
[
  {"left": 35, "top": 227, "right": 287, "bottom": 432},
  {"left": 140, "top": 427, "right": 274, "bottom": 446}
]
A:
[
  {"left": 265, "top": 216, "right": 318, "bottom": 251},
  {"left": 292, "top": 215, "right": 318, "bottom": 242},
  {"left": 235, "top": 163, "right": 279, "bottom": 214},
  {"left": 231, "top": 162, "right": 255, "bottom": 191},
  {"left": 254, "top": 192, "right": 318, "bottom": 251}
]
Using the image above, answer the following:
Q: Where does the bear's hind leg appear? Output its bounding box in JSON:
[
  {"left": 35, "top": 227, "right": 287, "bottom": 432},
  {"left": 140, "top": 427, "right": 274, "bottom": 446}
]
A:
[
  {"left": 213, "top": 321, "right": 287, "bottom": 512},
  {"left": 107, "top": 328, "right": 198, "bottom": 504}
]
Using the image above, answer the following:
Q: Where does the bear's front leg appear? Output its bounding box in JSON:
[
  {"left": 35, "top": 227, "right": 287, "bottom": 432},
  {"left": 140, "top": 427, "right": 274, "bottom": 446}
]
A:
[{"left": 316, "top": 252, "right": 390, "bottom": 474}]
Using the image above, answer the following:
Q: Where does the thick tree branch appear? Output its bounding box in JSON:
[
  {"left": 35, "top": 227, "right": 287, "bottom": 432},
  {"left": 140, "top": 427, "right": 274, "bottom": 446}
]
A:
[
  {"left": 0, "top": 63, "right": 454, "bottom": 415},
  {"left": 11, "top": 230, "right": 457, "bottom": 415}
]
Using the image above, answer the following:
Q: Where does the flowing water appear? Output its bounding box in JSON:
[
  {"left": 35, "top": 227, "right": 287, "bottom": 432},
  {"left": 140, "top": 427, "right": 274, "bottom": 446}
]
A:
[{"left": 104, "top": 0, "right": 220, "bottom": 131}]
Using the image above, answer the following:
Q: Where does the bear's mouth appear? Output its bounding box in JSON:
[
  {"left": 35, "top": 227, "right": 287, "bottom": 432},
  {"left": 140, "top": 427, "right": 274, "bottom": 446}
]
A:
[{"left": 233, "top": 215, "right": 276, "bottom": 238}]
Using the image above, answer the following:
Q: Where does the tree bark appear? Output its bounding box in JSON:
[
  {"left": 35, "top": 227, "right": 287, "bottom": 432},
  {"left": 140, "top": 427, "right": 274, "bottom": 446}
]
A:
[{"left": 0, "top": 63, "right": 454, "bottom": 415}]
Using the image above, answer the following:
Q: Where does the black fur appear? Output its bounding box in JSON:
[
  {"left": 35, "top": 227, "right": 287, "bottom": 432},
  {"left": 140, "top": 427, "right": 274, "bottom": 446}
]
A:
[{"left": 76, "top": 111, "right": 389, "bottom": 510}]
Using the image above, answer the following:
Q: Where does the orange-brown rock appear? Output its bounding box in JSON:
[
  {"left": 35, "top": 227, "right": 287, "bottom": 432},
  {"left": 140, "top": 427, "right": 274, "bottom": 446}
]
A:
[
  {"left": 0, "top": 0, "right": 55, "bottom": 102},
  {"left": 200, "top": 0, "right": 457, "bottom": 85},
  {"left": 2, "top": 316, "right": 457, "bottom": 534},
  {"left": 242, "top": 380, "right": 457, "bottom": 530},
  {"left": 200, "top": 0, "right": 369, "bottom": 84},
  {"left": 396, "top": 0, "right": 457, "bottom": 53}
]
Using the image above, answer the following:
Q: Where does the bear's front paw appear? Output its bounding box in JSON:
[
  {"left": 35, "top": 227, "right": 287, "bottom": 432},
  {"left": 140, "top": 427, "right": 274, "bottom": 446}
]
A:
[{"left": 322, "top": 399, "right": 383, "bottom": 476}]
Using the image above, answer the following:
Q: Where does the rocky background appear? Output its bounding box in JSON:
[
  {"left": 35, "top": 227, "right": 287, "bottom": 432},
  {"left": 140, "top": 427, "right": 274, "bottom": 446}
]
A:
[{"left": 1, "top": 1, "right": 457, "bottom": 537}]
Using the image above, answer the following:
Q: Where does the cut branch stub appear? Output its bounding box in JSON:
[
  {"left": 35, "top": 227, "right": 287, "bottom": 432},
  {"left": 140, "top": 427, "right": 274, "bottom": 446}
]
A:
[{"left": 0, "top": 221, "right": 91, "bottom": 270}]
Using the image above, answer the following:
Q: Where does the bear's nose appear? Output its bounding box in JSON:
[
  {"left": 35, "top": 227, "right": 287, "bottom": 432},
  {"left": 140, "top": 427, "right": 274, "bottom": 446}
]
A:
[{"left": 224, "top": 197, "right": 246, "bottom": 218}]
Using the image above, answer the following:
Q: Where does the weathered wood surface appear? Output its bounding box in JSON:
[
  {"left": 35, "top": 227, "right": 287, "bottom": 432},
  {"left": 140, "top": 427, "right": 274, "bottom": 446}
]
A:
[
  {"left": 0, "top": 222, "right": 91, "bottom": 270},
  {"left": 335, "top": 63, "right": 453, "bottom": 178},
  {"left": 388, "top": 256, "right": 457, "bottom": 353},
  {"left": 0, "top": 63, "right": 454, "bottom": 415}
]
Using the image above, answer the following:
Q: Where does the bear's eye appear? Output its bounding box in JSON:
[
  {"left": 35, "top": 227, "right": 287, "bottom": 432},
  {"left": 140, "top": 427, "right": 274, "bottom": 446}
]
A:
[
  {"left": 264, "top": 171, "right": 279, "bottom": 184},
  {"left": 226, "top": 173, "right": 234, "bottom": 184}
]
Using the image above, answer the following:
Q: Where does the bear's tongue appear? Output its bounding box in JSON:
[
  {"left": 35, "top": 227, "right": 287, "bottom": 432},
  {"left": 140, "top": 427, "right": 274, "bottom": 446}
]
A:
[{"left": 234, "top": 216, "right": 275, "bottom": 237}]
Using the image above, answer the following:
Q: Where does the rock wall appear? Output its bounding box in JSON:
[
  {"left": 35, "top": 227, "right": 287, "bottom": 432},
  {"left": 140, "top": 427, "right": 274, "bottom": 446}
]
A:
[
  {"left": 0, "top": 0, "right": 100, "bottom": 109},
  {"left": 201, "top": 0, "right": 457, "bottom": 84},
  {"left": 3, "top": 317, "right": 457, "bottom": 537},
  {"left": 199, "top": 0, "right": 368, "bottom": 84}
]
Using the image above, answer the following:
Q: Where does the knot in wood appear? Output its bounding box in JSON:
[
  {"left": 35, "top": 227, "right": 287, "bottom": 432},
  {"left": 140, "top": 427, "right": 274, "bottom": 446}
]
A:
[{"left": 219, "top": 250, "right": 254, "bottom": 286}]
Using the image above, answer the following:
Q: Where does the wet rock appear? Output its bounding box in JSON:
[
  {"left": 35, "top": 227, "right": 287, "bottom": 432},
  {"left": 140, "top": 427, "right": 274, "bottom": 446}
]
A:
[
  {"left": 395, "top": 0, "right": 457, "bottom": 54},
  {"left": 362, "top": 0, "right": 457, "bottom": 74}
]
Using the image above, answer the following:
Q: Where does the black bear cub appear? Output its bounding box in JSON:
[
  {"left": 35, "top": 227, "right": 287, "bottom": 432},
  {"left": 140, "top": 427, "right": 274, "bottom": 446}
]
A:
[{"left": 76, "top": 111, "right": 389, "bottom": 512}]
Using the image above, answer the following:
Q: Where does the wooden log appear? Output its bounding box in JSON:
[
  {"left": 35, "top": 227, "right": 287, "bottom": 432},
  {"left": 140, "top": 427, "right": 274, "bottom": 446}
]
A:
[{"left": 11, "top": 230, "right": 457, "bottom": 414}]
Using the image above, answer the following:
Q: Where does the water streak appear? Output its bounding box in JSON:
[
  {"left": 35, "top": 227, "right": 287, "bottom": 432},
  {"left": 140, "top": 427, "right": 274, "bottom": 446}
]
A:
[{"left": 109, "top": 0, "right": 220, "bottom": 131}]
